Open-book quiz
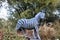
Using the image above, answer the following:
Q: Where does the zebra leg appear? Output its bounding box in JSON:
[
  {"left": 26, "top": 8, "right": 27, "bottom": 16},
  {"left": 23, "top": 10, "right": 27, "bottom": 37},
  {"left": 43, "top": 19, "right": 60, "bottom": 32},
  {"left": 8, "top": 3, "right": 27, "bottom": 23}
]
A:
[
  {"left": 34, "top": 26, "right": 41, "bottom": 40},
  {"left": 21, "top": 28, "right": 30, "bottom": 38},
  {"left": 21, "top": 28, "right": 27, "bottom": 37},
  {"left": 33, "top": 29, "right": 37, "bottom": 39}
]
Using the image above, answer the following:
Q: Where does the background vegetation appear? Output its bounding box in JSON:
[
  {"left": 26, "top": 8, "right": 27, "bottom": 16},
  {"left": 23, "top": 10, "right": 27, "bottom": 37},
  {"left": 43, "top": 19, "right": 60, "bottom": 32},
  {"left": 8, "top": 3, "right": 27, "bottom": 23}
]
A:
[{"left": 0, "top": 0, "right": 60, "bottom": 40}]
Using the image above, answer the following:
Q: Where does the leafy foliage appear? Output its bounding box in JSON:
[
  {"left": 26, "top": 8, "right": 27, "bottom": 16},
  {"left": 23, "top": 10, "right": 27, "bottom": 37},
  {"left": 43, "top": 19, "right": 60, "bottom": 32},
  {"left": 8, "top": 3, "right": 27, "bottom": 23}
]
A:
[
  {"left": 0, "top": 0, "right": 60, "bottom": 40},
  {"left": 7, "top": 0, "right": 58, "bottom": 28}
]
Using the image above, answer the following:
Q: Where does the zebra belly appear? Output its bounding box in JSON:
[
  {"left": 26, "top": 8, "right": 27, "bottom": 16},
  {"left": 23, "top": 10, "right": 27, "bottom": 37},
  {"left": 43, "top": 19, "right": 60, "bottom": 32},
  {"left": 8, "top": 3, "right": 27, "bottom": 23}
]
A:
[{"left": 22, "top": 23, "right": 34, "bottom": 29}]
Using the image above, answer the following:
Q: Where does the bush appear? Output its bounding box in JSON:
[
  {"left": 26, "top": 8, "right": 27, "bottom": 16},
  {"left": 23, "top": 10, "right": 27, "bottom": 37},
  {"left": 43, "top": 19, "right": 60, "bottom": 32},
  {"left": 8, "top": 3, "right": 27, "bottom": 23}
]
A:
[
  {"left": 17, "top": 23, "right": 56, "bottom": 40},
  {"left": 39, "top": 24, "right": 56, "bottom": 40}
]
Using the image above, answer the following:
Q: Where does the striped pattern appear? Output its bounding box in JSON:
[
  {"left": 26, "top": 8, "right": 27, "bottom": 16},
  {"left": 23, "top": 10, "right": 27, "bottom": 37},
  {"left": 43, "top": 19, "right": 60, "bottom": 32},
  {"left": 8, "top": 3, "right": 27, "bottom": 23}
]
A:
[
  {"left": 15, "top": 11, "right": 45, "bottom": 31},
  {"left": 15, "top": 11, "right": 45, "bottom": 40}
]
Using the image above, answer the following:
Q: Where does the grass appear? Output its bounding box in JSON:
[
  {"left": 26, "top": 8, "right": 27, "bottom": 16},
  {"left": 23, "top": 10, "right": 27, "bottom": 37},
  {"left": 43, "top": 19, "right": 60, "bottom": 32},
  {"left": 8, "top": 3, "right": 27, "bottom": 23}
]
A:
[
  {"left": 0, "top": 21, "right": 60, "bottom": 40},
  {"left": 0, "top": 27, "right": 26, "bottom": 40}
]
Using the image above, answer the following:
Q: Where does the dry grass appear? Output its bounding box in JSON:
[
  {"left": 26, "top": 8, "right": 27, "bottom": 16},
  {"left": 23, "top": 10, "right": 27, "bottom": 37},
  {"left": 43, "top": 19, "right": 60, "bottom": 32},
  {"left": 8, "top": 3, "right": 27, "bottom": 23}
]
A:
[
  {"left": 39, "top": 23, "right": 56, "bottom": 40},
  {"left": 16, "top": 23, "right": 57, "bottom": 40},
  {"left": 0, "top": 21, "right": 60, "bottom": 40},
  {"left": 0, "top": 29, "right": 4, "bottom": 40}
]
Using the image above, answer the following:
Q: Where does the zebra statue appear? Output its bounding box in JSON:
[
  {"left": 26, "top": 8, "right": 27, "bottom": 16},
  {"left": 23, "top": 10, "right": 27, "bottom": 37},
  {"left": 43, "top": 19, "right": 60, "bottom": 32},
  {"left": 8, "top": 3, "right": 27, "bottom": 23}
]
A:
[{"left": 15, "top": 10, "right": 45, "bottom": 40}]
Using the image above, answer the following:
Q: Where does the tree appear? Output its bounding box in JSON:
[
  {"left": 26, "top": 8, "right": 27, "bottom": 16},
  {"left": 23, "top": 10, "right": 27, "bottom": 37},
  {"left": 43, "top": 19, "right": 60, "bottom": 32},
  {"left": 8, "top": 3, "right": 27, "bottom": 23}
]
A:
[
  {"left": 7, "top": 0, "right": 58, "bottom": 28},
  {"left": 7, "top": 0, "right": 58, "bottom": 17}
]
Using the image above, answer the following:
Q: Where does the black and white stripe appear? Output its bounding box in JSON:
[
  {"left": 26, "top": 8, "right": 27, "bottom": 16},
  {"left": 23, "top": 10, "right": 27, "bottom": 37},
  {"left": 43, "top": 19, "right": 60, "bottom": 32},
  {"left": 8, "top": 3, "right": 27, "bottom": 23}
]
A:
[
  {"left": 15, "top": 11, "right": 45, "bottom": 31},
  {"left": 15, "top": 11, "right": 45, "bottom": 40}
]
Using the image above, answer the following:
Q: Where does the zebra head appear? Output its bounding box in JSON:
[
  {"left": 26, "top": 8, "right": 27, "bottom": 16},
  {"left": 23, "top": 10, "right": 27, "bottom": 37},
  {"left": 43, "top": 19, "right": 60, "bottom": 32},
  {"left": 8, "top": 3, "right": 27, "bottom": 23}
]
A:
[
  {"left": 39, "top": 11, "right": 45, "bottom": 19},
  {"left": 35, "top": 10, "right": 45, "bottom": 21}
]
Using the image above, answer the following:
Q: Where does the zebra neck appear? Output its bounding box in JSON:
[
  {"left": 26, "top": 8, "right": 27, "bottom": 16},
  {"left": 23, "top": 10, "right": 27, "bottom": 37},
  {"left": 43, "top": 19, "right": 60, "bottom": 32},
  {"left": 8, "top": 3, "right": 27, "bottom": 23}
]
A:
[{"left": 35, "top": 17, "right": 41, "bottom": 22}]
